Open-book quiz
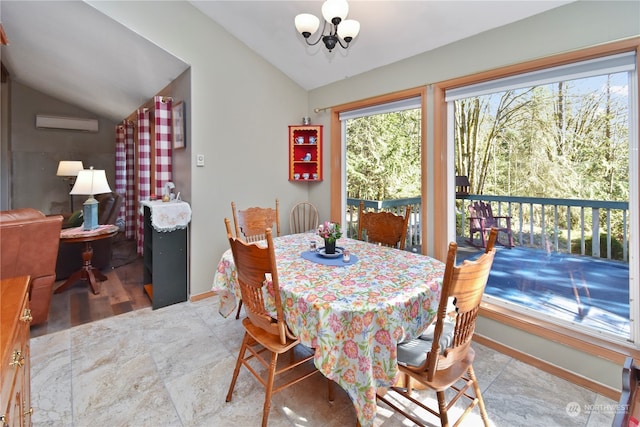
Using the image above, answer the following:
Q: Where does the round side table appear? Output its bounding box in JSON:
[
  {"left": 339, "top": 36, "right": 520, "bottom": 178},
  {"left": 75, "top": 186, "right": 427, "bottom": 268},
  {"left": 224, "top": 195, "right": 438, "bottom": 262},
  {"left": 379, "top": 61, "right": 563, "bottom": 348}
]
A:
[{"left": 55, "top": 224, "right": 119, "bottom": 295}]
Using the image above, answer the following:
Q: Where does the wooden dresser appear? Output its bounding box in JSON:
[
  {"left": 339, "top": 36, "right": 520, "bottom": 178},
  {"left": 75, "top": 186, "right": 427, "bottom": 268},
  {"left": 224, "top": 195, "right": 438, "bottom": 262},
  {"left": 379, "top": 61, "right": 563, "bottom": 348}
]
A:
[{"left": 1, "top": 276, "right": 32, "bottom": 427}]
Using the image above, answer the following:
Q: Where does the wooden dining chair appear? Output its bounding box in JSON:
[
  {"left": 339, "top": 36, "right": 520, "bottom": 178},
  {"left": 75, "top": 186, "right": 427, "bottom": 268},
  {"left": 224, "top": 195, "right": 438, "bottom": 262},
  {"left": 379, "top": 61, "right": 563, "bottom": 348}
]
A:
[
  {"left": 376, "top": 228, "right": 498, "bottom": 427},
  {"left": 289, "top": 201, "right": 319, "bottom": 234},
  {"left": 231, "top": 199, "right": 280, "bottom": 318},
  {"left": 357, "top": 200, "right": 411, "bottom": 250},
  {"left": 223, "top": 218, "right": 322, "bottom": 427},
  {"left": 231, "top": 198, "right": 280, "bottom": 243}
]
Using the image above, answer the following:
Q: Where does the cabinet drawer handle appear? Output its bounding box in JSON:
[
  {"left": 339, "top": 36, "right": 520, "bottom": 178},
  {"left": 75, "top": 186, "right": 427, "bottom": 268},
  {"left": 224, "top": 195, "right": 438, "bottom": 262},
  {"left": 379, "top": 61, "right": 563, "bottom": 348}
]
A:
[
  {"left": 10, "top": 350, "right": 24, "bottom": 368},
  {"left": 20, "top": 308, "right": 32, "bottom": 323}
]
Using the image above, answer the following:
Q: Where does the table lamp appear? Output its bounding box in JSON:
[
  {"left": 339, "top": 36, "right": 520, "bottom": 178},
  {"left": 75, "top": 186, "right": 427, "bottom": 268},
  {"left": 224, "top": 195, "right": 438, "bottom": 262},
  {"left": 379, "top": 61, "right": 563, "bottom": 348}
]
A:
[
  {"left": 70, "top": 167, "right": 112, "bottom": 230},
  {"left": 56, "top": 160, "right": 84, "bottom": 211}
]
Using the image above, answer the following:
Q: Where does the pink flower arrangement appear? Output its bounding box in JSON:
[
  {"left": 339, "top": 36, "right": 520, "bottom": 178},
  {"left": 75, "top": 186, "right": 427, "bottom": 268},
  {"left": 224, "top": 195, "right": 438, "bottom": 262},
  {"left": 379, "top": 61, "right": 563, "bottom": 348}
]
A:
[{"left": 317, "top": 221, "right": 342, "bottom": 243}]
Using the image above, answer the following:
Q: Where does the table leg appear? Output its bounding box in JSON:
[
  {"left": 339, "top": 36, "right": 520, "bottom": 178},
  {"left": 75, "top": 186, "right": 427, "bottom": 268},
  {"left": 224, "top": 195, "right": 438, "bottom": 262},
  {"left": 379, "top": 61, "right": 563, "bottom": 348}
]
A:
[{"left": 54, "top": 241, "right": 108, "bottom": 295}]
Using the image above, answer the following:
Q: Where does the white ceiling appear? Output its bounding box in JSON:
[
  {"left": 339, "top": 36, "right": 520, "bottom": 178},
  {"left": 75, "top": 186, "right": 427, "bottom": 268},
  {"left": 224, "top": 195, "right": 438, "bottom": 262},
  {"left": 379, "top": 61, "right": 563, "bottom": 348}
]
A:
[{"left": 1, "top": 0, "right": 572, "bottom": 122}]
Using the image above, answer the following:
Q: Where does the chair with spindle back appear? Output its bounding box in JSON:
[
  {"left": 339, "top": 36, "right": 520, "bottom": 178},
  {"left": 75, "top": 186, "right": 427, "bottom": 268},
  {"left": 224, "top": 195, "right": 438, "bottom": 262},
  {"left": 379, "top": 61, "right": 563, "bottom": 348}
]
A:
[
  {"left": 357, "top": 200, "right": 411, "bottom": 250},
  {"left": 224, "top": 218, "right": 326, "bottom": 427},
  {"left": 230, "top": 199, "right": 280, "bottom": 318},
  {"left": 289, "top": 201, "right": 319, "bottom": 234},
  {"left": 377, "top": 228, "right": 498, "bottom": 427}
]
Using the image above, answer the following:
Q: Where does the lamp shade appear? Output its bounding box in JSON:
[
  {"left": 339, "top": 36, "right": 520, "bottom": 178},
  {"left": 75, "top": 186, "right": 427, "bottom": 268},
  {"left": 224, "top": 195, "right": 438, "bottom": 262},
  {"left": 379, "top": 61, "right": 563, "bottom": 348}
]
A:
[
  {"left": 322, "top": 0, "right": 349, "bottom": 23},
  {"left": 70, "top": 168, "right": 112, "bottom": 196},
  {"left": 56, "top": 160, "right": 84, "bottom": 177},
  {"left": 295, "top": 13, "right": 320, "bottom": 36},
  {"left": 337, "top": 19, "right": 360, "bottom": 40}
]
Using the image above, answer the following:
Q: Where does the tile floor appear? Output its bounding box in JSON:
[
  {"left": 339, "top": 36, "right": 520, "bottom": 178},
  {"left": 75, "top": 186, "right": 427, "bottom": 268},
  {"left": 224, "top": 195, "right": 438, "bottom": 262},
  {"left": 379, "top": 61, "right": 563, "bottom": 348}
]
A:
[{"left": 31, "top": 297, "right": 620, "bottom": 426}]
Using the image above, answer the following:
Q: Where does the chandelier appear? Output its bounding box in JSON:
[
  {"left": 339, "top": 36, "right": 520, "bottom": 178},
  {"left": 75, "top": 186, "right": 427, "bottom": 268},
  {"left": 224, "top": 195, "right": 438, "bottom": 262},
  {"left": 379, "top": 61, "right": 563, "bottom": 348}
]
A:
[{"left": 294, "top": 0, "right": 360, "bottom": 52}]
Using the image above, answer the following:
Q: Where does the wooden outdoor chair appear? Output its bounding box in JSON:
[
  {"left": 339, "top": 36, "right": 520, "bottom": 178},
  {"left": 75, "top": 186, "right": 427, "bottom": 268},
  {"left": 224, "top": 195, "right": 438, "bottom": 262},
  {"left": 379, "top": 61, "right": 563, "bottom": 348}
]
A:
[
  {"left": 357, "top": 201, "right": 411, "bottom": 250},
  {"left": 231, "top": 199, "right": 280, "bottom": 243},
  {"left": 224, "top": 219, "right": 325, "bottom": 427},
  {"left": 468, "top": 200, "right": 514, "bottom": 248},
  {"left": 289, "top": 201, "right": 319, "bottom": 234},
  {"left": 377, "top": 228, "right": 498, "bottom": 427}
]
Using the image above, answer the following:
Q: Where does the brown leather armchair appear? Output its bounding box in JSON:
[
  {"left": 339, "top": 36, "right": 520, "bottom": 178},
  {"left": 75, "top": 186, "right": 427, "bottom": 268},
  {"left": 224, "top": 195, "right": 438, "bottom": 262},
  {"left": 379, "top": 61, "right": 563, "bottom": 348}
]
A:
[
  {"left": 0, "top": 208, "right": 63, "bottom": 325},
  {"left": 55, "top": 192, "right": 123, "bottom": 280}
]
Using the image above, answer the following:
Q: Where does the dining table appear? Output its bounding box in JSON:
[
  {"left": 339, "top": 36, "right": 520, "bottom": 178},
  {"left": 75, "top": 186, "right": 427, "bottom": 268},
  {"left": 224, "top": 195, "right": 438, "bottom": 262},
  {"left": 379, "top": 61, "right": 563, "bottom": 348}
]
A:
[{"left": 212, "top": 232, "right": 446, "bottom": 427}]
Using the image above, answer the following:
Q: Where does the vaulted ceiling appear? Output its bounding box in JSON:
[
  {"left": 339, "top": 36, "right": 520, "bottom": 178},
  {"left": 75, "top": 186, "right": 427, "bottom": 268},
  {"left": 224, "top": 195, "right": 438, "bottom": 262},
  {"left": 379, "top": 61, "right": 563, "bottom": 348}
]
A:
[{"left": 1, "top": 1, "right": 572, "bottom": 122}]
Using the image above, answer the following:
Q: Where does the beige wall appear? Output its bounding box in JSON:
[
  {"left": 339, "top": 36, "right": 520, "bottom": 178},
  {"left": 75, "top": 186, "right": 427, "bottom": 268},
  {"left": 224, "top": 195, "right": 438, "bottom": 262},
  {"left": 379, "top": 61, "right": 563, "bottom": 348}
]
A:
[
  {"left": 9, "top": 81, "right": 116, "bottom": 214},
  {"left": 91, "top": 0, "right": 639, "bottom": 391}
]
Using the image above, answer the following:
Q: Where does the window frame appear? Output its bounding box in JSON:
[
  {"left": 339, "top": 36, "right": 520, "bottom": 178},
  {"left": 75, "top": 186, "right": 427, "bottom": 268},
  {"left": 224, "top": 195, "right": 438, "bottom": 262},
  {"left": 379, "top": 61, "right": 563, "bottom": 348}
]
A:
[
  {"left": 433, "top": 38, "right": 640, "bottom": 362},
  {"left": 329, "top": 38, "right": 640, "bottom": 365}
]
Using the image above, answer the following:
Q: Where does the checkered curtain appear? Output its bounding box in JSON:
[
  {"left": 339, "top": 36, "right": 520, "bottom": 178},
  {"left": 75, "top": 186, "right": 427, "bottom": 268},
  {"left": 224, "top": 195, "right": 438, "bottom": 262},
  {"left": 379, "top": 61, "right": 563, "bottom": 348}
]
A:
[
  {"left": 115, "top": 124, "right": 126, "bottom": 220},
  {"left": 115, "top": 121, "right": 136, "bottom": 239},
  {"left": 154, "top": 96, "right": 172, "bottom": 197},
  {"left": 137, "top": 108, "right": 151, "bottom": 255}
]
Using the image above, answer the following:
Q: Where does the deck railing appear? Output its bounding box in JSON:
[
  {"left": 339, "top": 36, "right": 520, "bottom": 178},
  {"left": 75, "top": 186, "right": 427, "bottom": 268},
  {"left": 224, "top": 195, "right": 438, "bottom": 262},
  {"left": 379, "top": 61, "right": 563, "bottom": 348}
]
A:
[{"left": 346, "top": 195, "right": 630, "bottom": 262}]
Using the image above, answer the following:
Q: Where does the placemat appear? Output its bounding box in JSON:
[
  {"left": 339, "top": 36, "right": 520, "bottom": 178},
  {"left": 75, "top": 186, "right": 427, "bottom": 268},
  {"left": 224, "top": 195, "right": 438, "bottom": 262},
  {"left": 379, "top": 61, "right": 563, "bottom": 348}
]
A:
[{"left": 301, "top": 250, "right": 359, "bottom": 266}]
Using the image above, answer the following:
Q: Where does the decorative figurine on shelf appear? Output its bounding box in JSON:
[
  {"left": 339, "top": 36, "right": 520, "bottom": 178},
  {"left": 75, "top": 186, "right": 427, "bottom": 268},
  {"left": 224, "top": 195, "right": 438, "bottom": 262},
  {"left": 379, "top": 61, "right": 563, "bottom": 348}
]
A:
[
  {"left": 295, "top": 136, "right": 305, "bottom": 144},
  {"left": 163, "top": 181, "right": 175, "bottom": 203},
  {"left": 303, "top": 152, "right": 311, "bottom": 161},
  {"left": 309, "top": 136, "right": 317, "bottom": 144}
]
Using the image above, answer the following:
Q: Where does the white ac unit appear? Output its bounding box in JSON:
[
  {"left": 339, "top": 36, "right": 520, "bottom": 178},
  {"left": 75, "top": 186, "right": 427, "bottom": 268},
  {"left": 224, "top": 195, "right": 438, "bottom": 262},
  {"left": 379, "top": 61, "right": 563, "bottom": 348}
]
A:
[{"left": 35, "top": 115, "right": 99, "bottom": 132}]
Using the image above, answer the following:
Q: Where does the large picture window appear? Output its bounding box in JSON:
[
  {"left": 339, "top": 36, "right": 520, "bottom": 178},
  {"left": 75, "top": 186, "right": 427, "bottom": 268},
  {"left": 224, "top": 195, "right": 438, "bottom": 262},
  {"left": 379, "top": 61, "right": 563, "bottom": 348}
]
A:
[{"left": 446, "top": 52, "right": 638, "bottom": 345}]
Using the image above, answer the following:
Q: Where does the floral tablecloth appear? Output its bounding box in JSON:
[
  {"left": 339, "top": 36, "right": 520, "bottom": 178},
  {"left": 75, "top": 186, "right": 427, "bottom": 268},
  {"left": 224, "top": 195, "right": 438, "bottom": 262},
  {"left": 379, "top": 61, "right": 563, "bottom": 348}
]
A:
[{"left": 212, "top": 233, "right": 445, "bottom": 427}]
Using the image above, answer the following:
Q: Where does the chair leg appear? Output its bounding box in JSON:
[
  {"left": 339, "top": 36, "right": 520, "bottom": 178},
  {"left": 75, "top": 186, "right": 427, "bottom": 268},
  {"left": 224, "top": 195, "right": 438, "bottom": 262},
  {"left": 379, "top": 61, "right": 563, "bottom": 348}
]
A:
[
  {"left": 468, "top": 366, "right": 490, "bottom": 426},
  {"left": 235, "top": 299, "right": 243, "bottom": 319},
  {"left": 261, "top": 352, "right": 279, "bottom": 427},
  {"left": 226, "top": 333, "right": 249, "bottom": 402},
  {"left": 436, "top": 390, "right": 449, "bottom": 427}
]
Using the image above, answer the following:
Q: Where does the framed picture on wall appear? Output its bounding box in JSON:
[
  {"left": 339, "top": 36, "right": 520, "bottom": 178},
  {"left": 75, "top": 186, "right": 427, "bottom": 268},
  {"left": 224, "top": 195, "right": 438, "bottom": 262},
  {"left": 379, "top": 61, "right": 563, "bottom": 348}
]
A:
[{"left": 172, "top": 101, "right": 186, "bottom": 149}]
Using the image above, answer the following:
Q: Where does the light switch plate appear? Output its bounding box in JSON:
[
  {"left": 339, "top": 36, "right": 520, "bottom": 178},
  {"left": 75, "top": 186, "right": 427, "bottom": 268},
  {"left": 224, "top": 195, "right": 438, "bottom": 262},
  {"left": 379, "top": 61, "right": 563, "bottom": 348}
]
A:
[{"left": 196, "top": 154, "right": 205, "bottom": 167}]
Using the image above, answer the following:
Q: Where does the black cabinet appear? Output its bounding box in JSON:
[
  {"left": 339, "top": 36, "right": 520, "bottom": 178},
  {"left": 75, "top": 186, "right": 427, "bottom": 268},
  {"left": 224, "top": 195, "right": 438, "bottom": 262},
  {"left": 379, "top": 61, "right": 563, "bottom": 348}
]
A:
[{"left": 143, "top": 205, "right": 188, "bottom": 309}]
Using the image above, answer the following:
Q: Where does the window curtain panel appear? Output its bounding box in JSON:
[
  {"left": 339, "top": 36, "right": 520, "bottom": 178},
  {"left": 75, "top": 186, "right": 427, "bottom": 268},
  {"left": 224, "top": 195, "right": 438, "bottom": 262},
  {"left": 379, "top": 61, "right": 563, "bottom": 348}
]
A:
[
  {"left": 154, "top": 96, "right": 172, "bottom": 197},
  {"left": 137, "top": 108, "right": 151, "bottom": 255},
  {"left": 115, "top": 120, "right": 136, "bottom": 239}
]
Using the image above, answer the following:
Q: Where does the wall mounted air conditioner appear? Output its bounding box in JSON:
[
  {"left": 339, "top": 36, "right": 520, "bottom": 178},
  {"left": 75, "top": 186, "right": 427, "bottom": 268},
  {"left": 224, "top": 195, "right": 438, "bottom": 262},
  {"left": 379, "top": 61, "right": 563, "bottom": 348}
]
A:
[{"left": 35, "top": 115, "right": 99, "bottom": 132}]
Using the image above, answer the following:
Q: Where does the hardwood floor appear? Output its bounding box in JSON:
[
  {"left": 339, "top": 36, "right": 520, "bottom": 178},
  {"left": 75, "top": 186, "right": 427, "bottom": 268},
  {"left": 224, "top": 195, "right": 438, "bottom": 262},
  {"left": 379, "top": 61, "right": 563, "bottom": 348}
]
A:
[{"left": 31, "top": 238, "right": 150, "bottom": 338}]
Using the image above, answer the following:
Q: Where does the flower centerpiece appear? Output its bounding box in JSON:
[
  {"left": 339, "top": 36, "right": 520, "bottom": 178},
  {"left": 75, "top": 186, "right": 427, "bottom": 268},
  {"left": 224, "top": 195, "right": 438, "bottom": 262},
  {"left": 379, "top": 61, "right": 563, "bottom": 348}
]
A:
[{"left": 318, "top": 221, "right": 342, "bottom": 254}]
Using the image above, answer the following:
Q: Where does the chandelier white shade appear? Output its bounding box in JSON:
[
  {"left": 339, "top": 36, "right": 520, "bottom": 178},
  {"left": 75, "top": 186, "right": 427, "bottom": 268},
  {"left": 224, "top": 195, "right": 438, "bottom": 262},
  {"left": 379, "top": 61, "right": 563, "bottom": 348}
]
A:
[{"left": 294, "top": 0, "right": 360, "bottom": 52}]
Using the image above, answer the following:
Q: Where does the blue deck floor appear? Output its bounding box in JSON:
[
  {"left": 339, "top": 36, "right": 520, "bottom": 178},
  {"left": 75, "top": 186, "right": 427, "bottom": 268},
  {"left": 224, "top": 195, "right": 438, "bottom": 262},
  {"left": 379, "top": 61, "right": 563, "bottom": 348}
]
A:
[{"left": 458, "top": 245, "right": 630, "bottom": 337}]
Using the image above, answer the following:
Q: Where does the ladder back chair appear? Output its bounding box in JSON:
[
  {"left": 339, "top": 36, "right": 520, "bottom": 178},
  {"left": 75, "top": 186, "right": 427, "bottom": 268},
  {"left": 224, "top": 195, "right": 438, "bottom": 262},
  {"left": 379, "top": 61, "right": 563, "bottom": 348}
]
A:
[
  {"left": 377, "top": 228, "right": 498, "bottom": 427},
  {"left": 357, "top": 201, "right": 411, "bottom": 250},
  {"left": 224, "top": 219, "right": 322, "bottom": 427},
  {"left": 231, "top": 199, "right": 280, "bottom": 318},
  {"left": 289, "top": 201, "right": 319, "bottom": 234},
  {"left": 231, "top": 198, "right": 280, "bottom": 243}
]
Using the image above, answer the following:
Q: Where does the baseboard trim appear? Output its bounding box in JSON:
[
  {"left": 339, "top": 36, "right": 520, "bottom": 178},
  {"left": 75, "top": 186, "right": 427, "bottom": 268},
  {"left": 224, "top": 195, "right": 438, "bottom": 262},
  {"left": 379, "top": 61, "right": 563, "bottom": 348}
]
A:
[
  {"left": 190, "top": 290, "right": 215, "bottom": 302},
  {"left": 473, "top": 334, "right": 620, "bottom": 401}
]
